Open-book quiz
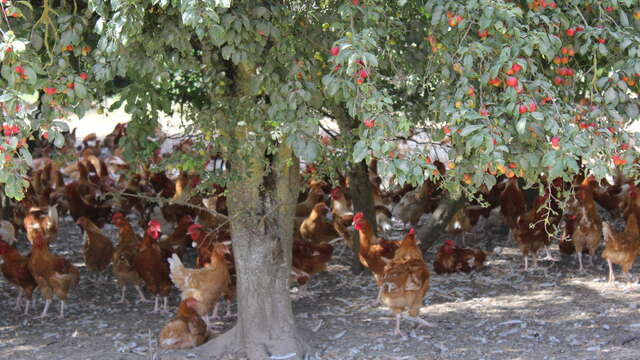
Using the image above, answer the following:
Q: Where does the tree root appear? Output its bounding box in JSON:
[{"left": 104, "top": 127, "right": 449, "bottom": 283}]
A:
[{"left": 161, "top": 324, "right": 311, "bottom": 360}]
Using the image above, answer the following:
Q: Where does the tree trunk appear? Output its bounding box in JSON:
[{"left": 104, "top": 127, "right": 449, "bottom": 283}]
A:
[
  {"left": 187, "top": 144, "right": 308, "bottom": 360},
  {"left": 332, "top": 104, "right": 376, "bottom": 274},
  {"left": 416, "top": 197, "right": 464, "bottom": 250},
  {"left": 346, "top": 160, "right": 377, "bottom": 274}
]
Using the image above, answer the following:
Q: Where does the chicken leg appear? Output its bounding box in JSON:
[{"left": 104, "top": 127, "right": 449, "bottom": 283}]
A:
[
  {"left": 37, "top": 299, "right": 51, "bottom": 318},
  {"left": 23, "top": 297, "right": 30, "bottom": 315},
  {"left": 607, "top": 259, "right": 615, "bottom": 284},
  {"left": 58, "top": 300, "right": 66, "bottom": 319},
  {"left": 393, "top": 313, "right": 405, "bottom": 338},
  {"left": 135, "top": 285, "right": 150, "bottom": 303},
  {"left": 577, "top": 252, "right": 584, "bottom": 273},
  {"left": 116, "top": 286, "right": 128, "bottom": 304},
  {"left": 14, "top": 289, "right": 23, "bottom": 310},
  {"left": 542, "top": 246, "right": 557, "bottom": 261}
]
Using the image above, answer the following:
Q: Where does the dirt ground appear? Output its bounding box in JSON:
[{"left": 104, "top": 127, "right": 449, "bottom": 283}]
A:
[{"left": 2, "top": 210, "right": 640, "bottom": 360}]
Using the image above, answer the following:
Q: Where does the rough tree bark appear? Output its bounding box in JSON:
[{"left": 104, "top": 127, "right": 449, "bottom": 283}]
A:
[
  {"left": 183, "top": 144, "right": 307, "bottom": 360},
  {"left": 416, "top": 197, "right": 464, "bottom": 250}
]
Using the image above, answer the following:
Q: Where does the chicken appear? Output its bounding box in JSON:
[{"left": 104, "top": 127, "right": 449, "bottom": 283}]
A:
[
  {"left": 64, "top": 182, "right": 112, "bottom": 228},
  {"left": 499, "top": 178, "right": 526, "bottom": 228},
  {"left": 23, "top": 205, "right": 58, "bottom": 245},
  {"left": 0, "top": 239, "right": 36, "bottom": 314},
  {"left": 76, "top": 217, "right": 114, "bottom": 282},
  {"left": 392, "top": 163, "right": 445, "bottom": 226},
  {"left": 161, "top": 172, "right": 199, "bottom": 225},
  {"left": 379, "top": 229, "right": 430, "bottom": 337},
  {"left": 134, "top": 219, "right": 172, "bottom": 312},
  {"left": 158, "top": 297, "right": 209, "bottom": 350},
  {"left": 189, "top": 223, "right": 231, "bottom": 268},
  {"left": 573, "top": 179, "right": 603, "bottom": 272},
  {"left": 291, "top": 238, "right": 333, "bottom": 297},
  {"left": 433, "top": 239, "right": 486, "bottom": 274},
  {"left": 393, "top": 228, "right": 423, "bottom": 262},
  {"left": 168, "top": 244, "right": 231, "bottom": 325},
  {"left": 602, "top": 214, "right": 640, "bottom": 283},
  {"left": 111, "top": 212, "right": 148, "bottom": 303},
  {"left": 295, "top": 182, "right": 326, "bottom": 218},
  {"left": 28, "top": 232, "right": 80, "bottom": 318},
  {"left": 353, "top": 212, "right": 397, "bottom": 284},
  {"left": 158, "top": 215, "right": 194, "bottom": 258},
  {"left": 510, "top": 193, "right": 554, "bottom": 271},
  {"left": 299, "top": 203, "right": 339, "bottom": 244}
]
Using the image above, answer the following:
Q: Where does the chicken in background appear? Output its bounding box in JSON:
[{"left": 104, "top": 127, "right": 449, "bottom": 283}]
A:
[
  {"left": 161, "top": 172, "right": 200, "bottom": 225},
  {"left": 158, "top": 297, "right": 209, "bottom": 350},
  {"left": 593, "top": 169, "right": 628, "bottom": 218},
  {"left": 76, "top": 217, "right": 114, "bottom": 282},
  {"left": 23, "top": 205, "right": 58, "bottom": 245},
  {"left": 134, "top": 219, "right": 172, "bottom": 312},
  {"left": 295, "top": 181, "right": 326, "bottom": 218},
  {"left": 112, "top": 212, "right": 148, "bottom": 304},
  {"left": 602, "top": 214, "right": 640, "bottom": 284},
  {"left": 168, "top": 243, "right": 231, "bottom": 326},
  {"left": 28, "top": 232, "right": 80, "bottom": 318},
  {"left": 379, "top": 229, "right": 431, "bottom": 337},
  {"left": 291, "top": 237, "right": 333, "bottom": 298},
  {"left": 392, "top": 162, "right": 445, "bottom": 227},
  {"left": 0, "top": 238, "right": 36, "bottom": 315},
  {"left": 64, "top": 181, "right": 112, "bottom": 228},
  {"left": 300, "top": 203, "right": 339, "bottom": 244},
  {"left": 499, "top": 178, "right": 526, "bottom": 229},
  {"left": 510, "top": 192, "right": 556, "bottom": 271},
  {"left": 433, "top": 239, "right": 486, "bottom": 274},
  {"left": 189, "top": 223, "right": 231, "bottom": 268},
  {"left": 159, "top": 215, "right": 194, "bottom": 259},
  {"left": 573, "top": 178, "right": 603, "bottom": 272}
]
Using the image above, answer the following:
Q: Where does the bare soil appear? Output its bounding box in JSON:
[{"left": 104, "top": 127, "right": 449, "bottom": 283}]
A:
[{"left": 2, "top": 212, "right": 640, "bottom": 360}]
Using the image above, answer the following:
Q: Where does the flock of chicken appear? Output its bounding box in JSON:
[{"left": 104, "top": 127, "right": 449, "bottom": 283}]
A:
[{"left": 0, "top": 122, "right": 639, "bottom": 348}]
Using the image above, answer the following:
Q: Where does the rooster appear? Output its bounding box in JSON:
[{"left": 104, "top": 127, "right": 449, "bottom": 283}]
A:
[
  {"left": 353, "top": 212, "right": 398, "bottom": 284},
  {"left": 573, "top": 179, "right": 603, "bottom": 272}
]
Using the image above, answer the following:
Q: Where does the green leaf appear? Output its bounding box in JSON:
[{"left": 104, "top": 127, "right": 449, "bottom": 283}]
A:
[
  {"left": 459, "top": 124, "right": 483, "bottom": 137},
  {"left": 353, "top": 140, "right": 368, "bottom": 163},
  {"left": 530, "top": 112, "right": 544, "bottom": 121},
  {"left": 605, "top": 88, "right": 618, "bottom": 104},
  {"left": 516, "top": 118, "right": 527, "bottom": 135}
]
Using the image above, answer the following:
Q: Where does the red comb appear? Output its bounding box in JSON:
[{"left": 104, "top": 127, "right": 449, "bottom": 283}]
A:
[{"left": 409, "top": 228, "right": 415, "bottom": 235}]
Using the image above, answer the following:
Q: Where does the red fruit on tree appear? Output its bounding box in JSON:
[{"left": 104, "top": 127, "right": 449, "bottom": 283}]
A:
[
  {"left": 529, "top": 102, "right": 536, "bottom": 112},
  {"left": 80, "top": 72, "right": 88, "bottom": 80},
  {"left": 330, "top": 46, "right": 339, "bottom": 56},
  {"left": 44, "top": 87, "right": 57, "bottom": 95},
  {"left": 519, "top": 105, "right": 528, "bottom": 114},
  {"left": 550, "top": 137, "right": 560, "bottom": 150},
  {"left": 363, "top": 119, "right": 375, "bottom": 128},
  {"left": 566, "top": 28, "right": 576, "bottom": 36},
  {"left": 506, "top": 77, "right": 518, "bottom": 87},
  {"left": 42, "top": 132, "right": 49, "bottom": 140},
  {"left": 621, "top": 143, "right": 629, "bottom": 151},
  {"left": 15, "top": 66, "right": 24, "bottom": 74},
  {"left": 511, "top": 63, "right": 522, "bottom": 73}
]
